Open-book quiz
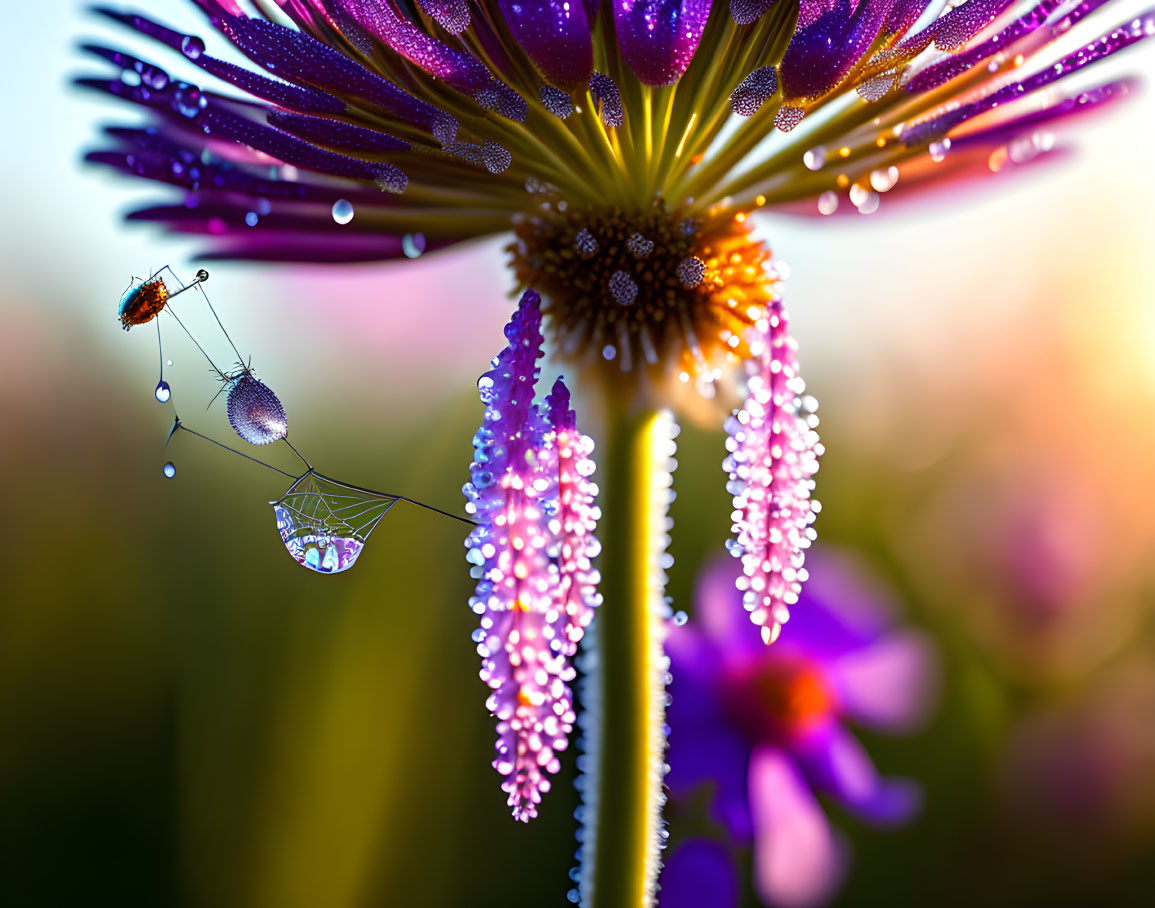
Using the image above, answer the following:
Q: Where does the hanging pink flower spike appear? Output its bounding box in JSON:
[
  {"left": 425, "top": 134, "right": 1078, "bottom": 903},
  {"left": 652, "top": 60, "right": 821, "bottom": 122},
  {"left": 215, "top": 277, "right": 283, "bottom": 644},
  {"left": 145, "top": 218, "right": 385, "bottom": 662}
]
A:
[
  {"left": 464, "top": 290, "right": 576, "bottom": 822},
  {"left": 545, "top": 378, "right": 602, "bottom": 656},
  {"left": 724, "top": 294, "right": 823, "bottom": 644}
]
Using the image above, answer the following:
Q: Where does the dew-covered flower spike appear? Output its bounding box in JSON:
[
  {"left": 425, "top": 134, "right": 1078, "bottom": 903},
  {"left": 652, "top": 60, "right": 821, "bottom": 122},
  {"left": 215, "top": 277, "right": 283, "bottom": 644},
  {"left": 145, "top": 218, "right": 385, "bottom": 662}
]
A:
[
  {"left": 464, "top": 290, "right": 579, "bottom": 823},
  {"left": 725, "top": 294, "right": 822, "bottom": 644},
  {"left": 546, "top": 378, "right": 603, "bottom": 655}
]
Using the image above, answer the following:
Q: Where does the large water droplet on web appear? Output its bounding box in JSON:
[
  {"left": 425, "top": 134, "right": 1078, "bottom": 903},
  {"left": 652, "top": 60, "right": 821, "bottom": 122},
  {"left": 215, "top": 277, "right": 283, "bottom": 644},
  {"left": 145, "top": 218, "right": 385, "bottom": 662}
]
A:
[
  {"left": 331, "top": 199, "right": 354, "bottom": 225},
  {"left": 272, "top": 473, "right": 399, "bottom": 574},
  {"left": 163, "top": 462, "right": 176, "bottom": 478},
  {"left": 154, "top": 380, "right": 171, "bottom": 403}
]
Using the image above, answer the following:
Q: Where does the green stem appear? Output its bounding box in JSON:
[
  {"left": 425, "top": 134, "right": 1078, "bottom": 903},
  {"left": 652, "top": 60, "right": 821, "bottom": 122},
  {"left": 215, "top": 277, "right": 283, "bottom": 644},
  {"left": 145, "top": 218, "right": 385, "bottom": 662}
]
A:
[{"left": 582, "top": 406, "right": 673, "bottom": 908}]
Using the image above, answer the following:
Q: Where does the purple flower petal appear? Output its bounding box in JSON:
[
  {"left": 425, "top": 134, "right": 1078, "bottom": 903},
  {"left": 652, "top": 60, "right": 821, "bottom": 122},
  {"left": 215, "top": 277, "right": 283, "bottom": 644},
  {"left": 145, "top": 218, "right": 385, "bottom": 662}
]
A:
[
  {"left": 829, "top": 631, "right": 937, "bottom": 731},
  {"left": 779, "top": 0, "right": 895, "bottom": 102},
  {"left": 614, "top": 0, "right": 713, "bottom": 86},
  {"left": 659, "top": 839, "right": 740, "bottom": 908},
  {"left": 749, "top": 746, "right": 846, "bottom": 908},
  {"left": 795, "top": 725, "right": 922, "bottom": 825},
  {"left": 497, "top": 0, "right": 595, "bottom": 91},
  {"left": 417, "top": 0, "right": 471, "bottom": 33}
]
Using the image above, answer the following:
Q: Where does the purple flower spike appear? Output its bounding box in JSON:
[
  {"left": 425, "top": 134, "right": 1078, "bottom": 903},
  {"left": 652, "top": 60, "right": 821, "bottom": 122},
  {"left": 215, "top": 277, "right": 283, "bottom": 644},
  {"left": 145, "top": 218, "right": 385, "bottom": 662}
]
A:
[
  {"left": 465, "top": 290, "right": 576, "bottom": 822},
  {"left": 546, "top": 378, "right": 602, "bottom": 654},
  {"left": 724, "top": 295, "right": 822, "bottom": 644},
  {"left": 498, "top": 0, "right": 595, "bottom": 91},
  {"left": 614, "top": 0, "right": 713, "bottom": 86}
]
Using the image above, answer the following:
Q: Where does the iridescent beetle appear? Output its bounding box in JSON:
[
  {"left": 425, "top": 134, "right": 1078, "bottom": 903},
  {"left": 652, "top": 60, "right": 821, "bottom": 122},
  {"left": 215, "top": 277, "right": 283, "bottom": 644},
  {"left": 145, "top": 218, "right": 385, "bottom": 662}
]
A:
[
  {"left": 122, "top": 267, "right": 470, "bottom": 574},
  {"left": 118, "top": 266, "right": 208, "bottom": 329}
]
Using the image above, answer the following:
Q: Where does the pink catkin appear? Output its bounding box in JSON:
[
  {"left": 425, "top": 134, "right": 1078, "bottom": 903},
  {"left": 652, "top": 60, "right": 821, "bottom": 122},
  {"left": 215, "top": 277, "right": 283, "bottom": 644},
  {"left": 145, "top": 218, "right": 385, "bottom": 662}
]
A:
[{"left": 724, "top": 294, "right": 822, "bottom": 644}]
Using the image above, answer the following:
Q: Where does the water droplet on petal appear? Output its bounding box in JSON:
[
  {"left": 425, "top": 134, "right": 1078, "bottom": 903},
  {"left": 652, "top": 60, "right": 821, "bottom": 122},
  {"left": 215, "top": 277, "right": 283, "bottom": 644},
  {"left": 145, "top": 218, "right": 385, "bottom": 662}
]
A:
[
  {"left": 163, "top": 462, "right": 176, "bottom": 478},
  {"left": 929, "top": 138, "right": 952, "bottom": 162},
  {"left": 331, "top": 199, "right": 354, "bottom": 225},
  {"left": 817, "top": 191, "right": 839, "bottom": 215},
  {"left": 673, "top": 610, "right": 688, "bottom": 626},
  {"left": 803, "top": 147, "right": 826, "bottom": 170},
  {"left": 402, "top": 232, "right": 426, "bottom": 258},
  {"left": 154, "top": 380, "right": 171, "bottom": 403},
  {"left": 181, "top": 35, "right": 205, "bottom": 59},
  {"left": 244, "top": 211, "right": 259, "bottom": 227}
]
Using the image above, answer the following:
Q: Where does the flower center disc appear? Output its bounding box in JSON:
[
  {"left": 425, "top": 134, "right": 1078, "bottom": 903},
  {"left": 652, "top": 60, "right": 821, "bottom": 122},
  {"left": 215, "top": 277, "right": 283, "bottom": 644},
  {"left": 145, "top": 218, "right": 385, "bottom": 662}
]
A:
[{"left": 510, "top": 199, "right": 777, "bottom": 392}]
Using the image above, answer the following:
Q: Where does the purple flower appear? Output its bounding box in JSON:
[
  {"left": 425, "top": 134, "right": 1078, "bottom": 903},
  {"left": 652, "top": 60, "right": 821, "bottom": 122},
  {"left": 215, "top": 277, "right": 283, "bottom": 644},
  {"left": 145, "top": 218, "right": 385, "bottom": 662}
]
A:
[{"left": 666, "top": 549, "right": 936, "bottom": 906}]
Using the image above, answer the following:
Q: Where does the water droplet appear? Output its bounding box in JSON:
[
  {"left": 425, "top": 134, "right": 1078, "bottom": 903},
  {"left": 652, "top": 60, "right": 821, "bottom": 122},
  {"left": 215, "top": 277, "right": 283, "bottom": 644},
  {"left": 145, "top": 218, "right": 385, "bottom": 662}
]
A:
[
  {"left": 817, "top": 191, "right": 839, "bottom": 215},
  {"left": 673, "top": 610, "right": 688, "bottom": 626},
  {"left": 181, "top": 35, "right": 205, "bottom": 59},
  {"left": 402, "top": 233, "right": 426, "bottom": 258},
  {"left": 163, "top": 462, "right": 176, "bottom": 478},
  {"left": 166, "top": 359, "right": 173, "bottom": 367},
  {"left": 196, "top": 268, "right": 209, "bottom": 283},
  {"left": 929, "top": 137, "right": 952, "bottom": 162},
  {"left": 244, "top": 211, "right": 259, "bottom": 227},
  {"left": 172, "top": 82, "right": 206, "bottom": 118},
  {"left": 869, "top": 166, "right": 900, "bottom": 192},
  {"left": 803, "top": 146, "right": 826, "bottom": 170},
  {"left": 602, "top": 344, "right": 616, "bottom": 361},
  {"left": 154, "top": 380, "right": 171, "bottom": 403},
  {"left": 331, "top": 198, "right": 355, "bottom": 225}
]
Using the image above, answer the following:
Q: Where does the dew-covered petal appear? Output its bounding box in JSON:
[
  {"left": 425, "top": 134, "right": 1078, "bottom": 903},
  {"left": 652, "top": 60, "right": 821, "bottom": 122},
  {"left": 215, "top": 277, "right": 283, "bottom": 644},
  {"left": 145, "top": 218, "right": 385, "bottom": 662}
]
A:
[
  {"left": 212, "top": 14, "right": 457, "bottom": 141},
  {"left": 418, "top": 0, "right": 471, "bottom": 33},
  {"left": 748, "top": 746, "right": 846, "bottom": 908},
  {"left": 780, "top": 0, "right": 896, "bottom": 101},
  {"left": 497, "top": 0, "right": 595, "bottom": 91},
  {"left": 730, "top": 0, "right": 777, "bottom": 25},
  {"left": 730, "top": 66, "right": 779, "bottom": 117},
  {"left": 614, "top": 0, "right": 713, "bottom": 86},
  {"left": 91, "top": 8, "right": 347, "bottom": 114}
]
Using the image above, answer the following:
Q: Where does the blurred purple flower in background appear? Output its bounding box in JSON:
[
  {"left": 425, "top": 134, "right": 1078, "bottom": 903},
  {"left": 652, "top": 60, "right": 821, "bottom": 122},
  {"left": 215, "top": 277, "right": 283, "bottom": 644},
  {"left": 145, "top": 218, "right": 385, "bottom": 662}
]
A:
[{"left": 665, "top": 550, "right": 936, "bottom": 907}]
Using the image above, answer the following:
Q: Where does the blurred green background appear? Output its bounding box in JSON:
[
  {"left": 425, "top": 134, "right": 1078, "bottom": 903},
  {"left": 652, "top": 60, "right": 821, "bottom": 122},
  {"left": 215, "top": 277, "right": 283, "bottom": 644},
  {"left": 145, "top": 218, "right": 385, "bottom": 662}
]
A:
[{"left": 2, "top": 2, "right": 1155, "bottom": 906}]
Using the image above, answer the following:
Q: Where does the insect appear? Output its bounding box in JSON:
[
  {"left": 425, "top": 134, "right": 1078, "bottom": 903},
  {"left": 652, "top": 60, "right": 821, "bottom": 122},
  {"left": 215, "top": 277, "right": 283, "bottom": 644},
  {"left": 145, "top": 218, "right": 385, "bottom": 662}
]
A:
[
  {"left": 124, "top": 267, "right": 471, "bottom": 574},
  {"left": 118, "top": 267, "right": 209, "bottom": 329}
]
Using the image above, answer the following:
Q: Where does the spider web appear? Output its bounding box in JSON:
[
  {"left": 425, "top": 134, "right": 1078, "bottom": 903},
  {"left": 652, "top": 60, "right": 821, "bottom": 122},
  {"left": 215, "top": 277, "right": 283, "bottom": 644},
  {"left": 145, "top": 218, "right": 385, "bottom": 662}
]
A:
[{"left": 271, "top": 471, "right": 400, "bottom": 573}]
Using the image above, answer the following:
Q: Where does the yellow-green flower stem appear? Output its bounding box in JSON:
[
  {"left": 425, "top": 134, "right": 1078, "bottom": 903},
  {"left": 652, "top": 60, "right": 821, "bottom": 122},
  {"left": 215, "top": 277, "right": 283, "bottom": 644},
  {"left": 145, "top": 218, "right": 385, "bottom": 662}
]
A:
[{"left": 581, "top": 406, "right": 674, "bottom": 908}]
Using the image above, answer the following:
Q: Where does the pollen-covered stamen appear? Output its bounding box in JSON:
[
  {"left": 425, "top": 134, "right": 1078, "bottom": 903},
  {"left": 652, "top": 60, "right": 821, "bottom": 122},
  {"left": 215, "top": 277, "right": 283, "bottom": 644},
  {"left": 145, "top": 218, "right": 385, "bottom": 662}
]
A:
[
  {"left": 724, "top": 295, "right": 822, "bottom": 644},
  {"left": 511, "top": 200, "right": 776, "bottom": 385}
]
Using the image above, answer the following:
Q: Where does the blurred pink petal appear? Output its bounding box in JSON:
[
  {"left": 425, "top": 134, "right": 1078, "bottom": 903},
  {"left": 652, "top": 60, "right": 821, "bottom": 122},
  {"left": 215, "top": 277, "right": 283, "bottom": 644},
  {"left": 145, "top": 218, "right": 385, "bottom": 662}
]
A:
[
  {"left": 829, "top": 631, "right": 937, "bottom": 731},
  {"left": 749, "top": 746, "right": 845, "bottom": 908}
]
